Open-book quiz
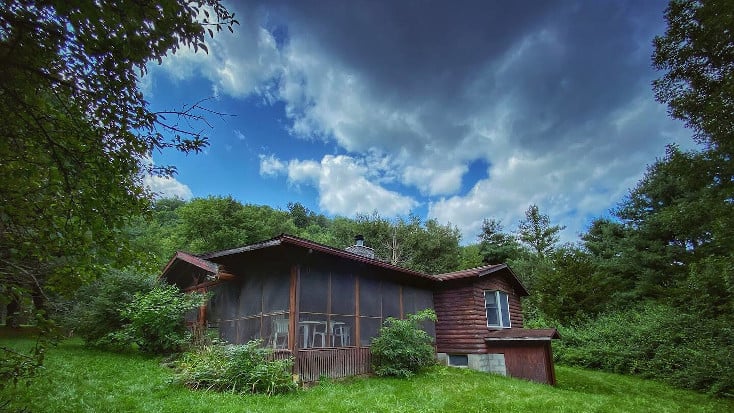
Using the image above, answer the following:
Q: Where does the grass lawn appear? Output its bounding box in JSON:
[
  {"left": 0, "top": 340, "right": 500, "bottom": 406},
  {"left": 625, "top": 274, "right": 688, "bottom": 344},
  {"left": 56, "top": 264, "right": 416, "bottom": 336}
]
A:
[{"left": 1, "top": 338, "right": 732, "bottom": 413}]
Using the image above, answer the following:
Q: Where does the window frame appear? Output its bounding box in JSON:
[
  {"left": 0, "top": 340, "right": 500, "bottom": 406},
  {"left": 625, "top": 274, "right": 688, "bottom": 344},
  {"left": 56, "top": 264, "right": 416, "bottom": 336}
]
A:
[{"left": 484, "top": 290, "right": 511, "bottom": 329}]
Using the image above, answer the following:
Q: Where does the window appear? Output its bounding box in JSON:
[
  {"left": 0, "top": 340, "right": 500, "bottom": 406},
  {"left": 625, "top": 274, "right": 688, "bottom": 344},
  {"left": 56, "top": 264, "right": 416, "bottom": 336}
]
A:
[
  {"left": 448, "top": 354, "right": 469, "bottom": 367},
  {"left": 484, "top": 290, "right": 511, "bottom": 328}
]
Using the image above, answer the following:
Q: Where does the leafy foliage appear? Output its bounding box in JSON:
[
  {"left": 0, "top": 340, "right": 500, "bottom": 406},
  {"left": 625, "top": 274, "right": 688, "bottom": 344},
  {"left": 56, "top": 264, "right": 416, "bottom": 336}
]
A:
[
  {"left": 172, "top": 339, "right": 297, "bottom": 395},
  {"left": 66, "top": 268, "right": 154, "bottom": 348},
  {"left": 114, "top": 284, "right": 205, "bottom": 354},
  {"left": 653, "top": 0, "right": 734, "bottom": 155},
  {"left": 370, "top": 309, "right": 437, "bottom": 378},
  {"left": 555, "top": 303, "right": 734, "bottom": 397}
]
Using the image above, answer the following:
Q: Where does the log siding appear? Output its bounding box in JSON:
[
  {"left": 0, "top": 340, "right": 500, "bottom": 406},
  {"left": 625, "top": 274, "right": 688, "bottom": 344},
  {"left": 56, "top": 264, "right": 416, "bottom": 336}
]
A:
[{"left": 434, "top": 274, "right": 524, "bottom": 354}]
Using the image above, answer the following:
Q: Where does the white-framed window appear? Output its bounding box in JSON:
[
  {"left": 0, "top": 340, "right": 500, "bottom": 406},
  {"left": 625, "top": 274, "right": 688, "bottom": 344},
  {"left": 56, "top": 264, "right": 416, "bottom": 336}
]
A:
[{"left": 484, "top": 290, "right": 511, "bottom": 328}]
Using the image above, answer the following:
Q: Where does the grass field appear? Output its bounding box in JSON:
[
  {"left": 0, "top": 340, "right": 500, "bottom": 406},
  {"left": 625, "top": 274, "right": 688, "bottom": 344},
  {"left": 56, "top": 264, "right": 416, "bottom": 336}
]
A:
[{"left": 1, "top": 338, "right": 732, "bottom": 413}]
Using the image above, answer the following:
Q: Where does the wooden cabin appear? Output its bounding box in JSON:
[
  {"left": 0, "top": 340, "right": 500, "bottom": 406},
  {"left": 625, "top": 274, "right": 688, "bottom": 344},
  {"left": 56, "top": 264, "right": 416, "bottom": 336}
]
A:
[
  {"left": 433, "top": 265, "right": 559, "bottom": 384},
  {"left": 160, "top": 234, "right": 558, "bottom": 384}
]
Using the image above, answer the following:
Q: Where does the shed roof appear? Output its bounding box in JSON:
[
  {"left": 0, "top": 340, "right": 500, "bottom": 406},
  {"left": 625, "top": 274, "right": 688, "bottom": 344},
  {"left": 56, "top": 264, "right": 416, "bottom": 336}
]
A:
[
  {"left": 433, "top": 264, "right": 530, "bottom": 296},
  {"left": 484, "top": 328, "right": 560, "bottom": 341}
]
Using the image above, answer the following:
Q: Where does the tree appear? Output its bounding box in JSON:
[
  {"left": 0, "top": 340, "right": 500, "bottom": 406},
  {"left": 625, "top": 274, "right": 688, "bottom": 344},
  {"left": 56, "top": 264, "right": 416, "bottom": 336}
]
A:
[
  {"left": 477, "top": 218, "right": 521, "bottom": 264},
  {"left": 0, "top": 0, "right": 236, "bottom": 386},
  {"left": 653, "top": 0, "right": 734, "bottom": 155},
  {"left": 517, "top": 204, "right": 565, "bottom": 259},
  {"left": 1, "top": 0, "right": 237, "bottom": 301}
]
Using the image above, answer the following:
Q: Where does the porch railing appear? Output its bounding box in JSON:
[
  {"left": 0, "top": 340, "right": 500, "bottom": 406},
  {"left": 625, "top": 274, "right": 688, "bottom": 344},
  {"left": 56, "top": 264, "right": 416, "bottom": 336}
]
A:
[{"left": 273, "top": 347, "right": 372, "bottom": 382}]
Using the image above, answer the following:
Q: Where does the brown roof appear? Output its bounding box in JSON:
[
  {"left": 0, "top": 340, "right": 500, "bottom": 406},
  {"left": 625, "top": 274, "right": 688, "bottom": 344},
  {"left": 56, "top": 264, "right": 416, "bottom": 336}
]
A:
[
  {"left": 195, "top": 234, "right": 436, "bottom": 281},
  {"left": 160, "top": 234, "right": 531, "bottom": 291},
  {"left": 484, "top": 328, "right": 560, "bottom": 341},
  {"left": 161, "top": 251, "right": 219, "bottom": 276},
  {"left": 434, "top": 264, "right": 530, "bottom": 296}
]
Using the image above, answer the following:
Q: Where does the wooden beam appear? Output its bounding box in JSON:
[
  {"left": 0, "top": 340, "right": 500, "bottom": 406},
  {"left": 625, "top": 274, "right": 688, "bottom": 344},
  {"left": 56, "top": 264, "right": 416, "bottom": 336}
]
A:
[{"left": 289, "top": 264, "right": 299, "bottom": 352}]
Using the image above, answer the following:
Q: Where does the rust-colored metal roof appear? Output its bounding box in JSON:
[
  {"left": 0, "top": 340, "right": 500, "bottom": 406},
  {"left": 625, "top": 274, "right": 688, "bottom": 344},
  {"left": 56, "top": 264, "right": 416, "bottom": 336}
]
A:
[
  {"left": 160, "top": 251, "right": 219, "bottom": 277},
  {"left": 434, "top": 264, "right": 530, "bottom": 296},
  {"left": 484, "top": 328, "right": 560, "bottom": 341},
  {"left": 198, "top": 233, "right": 436, "bottom": 281},
  {"left": 161, "top": 234, "right": 531, "bottom": 291}
]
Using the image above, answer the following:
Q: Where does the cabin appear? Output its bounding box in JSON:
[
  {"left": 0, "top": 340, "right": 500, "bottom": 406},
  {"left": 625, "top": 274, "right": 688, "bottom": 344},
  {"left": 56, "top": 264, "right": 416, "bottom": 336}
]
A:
[{"left": 160, "top": 234, "right": 558, "bottom": 384}]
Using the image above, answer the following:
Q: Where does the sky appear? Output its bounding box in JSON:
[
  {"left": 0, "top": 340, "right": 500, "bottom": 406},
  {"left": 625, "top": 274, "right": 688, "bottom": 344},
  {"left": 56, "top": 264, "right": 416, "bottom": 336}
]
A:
[{"left": 142, "top": 0, "right": 690, "bottom": 245}]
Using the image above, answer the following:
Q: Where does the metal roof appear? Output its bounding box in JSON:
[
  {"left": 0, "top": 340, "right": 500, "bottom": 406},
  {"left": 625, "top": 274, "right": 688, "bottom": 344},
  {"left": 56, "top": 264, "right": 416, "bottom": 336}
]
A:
[{"left": 160, "top": 234, "right": 531, "bottom": 291}]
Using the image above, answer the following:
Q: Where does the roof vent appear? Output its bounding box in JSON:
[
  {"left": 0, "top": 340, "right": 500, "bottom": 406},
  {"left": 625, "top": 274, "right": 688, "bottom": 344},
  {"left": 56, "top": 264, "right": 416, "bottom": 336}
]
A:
[{"left": 345, "top": 235, "right": 375, "bottom": 259}]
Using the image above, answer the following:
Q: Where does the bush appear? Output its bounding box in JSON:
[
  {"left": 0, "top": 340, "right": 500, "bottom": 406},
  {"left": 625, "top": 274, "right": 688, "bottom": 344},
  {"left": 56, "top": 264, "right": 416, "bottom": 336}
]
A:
[
  {"left": 113, "top": 284, "right": 205, "bottom": 354},
  {"left": 370, "top": 309, "right": 437, "bottom": 378},
  {"left": 172, "top": 339, "right": 297, "bottom": 395},
  {"left": 66, "top": 268, "right": 153, "bottom": 347},
  {"left": 554, "top": 302, "right": 734, "bottom": 397}
]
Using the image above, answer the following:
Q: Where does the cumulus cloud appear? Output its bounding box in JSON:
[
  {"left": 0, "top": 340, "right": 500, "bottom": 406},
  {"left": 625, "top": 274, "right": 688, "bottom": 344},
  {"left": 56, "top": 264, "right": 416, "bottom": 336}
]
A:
[
  {"left": 151, "top": 0, "right": 688, "bottom": 241},
  {"left": 143, "top": 174, "right": 193, "bottom": 200},
  {"left": 280, "top": 155, "right": 417, "bottom": 217}
]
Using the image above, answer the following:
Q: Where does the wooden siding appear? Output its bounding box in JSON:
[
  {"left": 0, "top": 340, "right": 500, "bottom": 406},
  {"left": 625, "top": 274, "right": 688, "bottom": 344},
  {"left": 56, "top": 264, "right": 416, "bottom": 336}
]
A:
[
  {"left": 434, "top": 275, "right": 524, "bottom": 354},
  {"left": 485, "top": 342, "right": 556, "bottom": 385}
]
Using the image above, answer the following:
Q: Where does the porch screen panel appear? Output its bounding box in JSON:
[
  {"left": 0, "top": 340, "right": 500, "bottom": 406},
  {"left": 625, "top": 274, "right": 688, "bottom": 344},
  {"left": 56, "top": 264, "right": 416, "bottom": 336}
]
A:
[
  {"left": 382, "top": 281, "right": 401, "bottom": 319},
  {"left": 331, "top": 273, "right": 355, "bottom": 316},
  {"left": 359, "top": 317, "right": 381, "bottom": 347},
  {"left": 358, "top": 276, "right": 381, "bottom": 317},
  {"left": 215, "top": 282, "right": 239, "bottom": 322},
  {"left": 299, "top": 268, "right": 328, "bottom": 314},
  {"left": 262, "top": 269, "right": 290, "bottom": 314},
  {"left": 402, "top": 286, "right": 418, "bottom": 316},
  {"left": 236, "top": 317, "right": 261, "bottom": 343},
  {"left": 220, "top": 320, "right": 236, "bottom": 343},
  {"left": 413, "top": 287, "right": 436, "bottom": 338},
  {"left": 239, "top": 276, "right": 263, "bottom": 317},
  {"left": 205, "top": 284, "right": 224, "bottom": 326}
]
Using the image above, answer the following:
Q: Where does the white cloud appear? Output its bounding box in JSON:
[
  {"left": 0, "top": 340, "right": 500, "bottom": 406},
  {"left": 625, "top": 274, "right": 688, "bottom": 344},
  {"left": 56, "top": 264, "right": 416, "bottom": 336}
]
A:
[
  {"left": 143, "top": 174, "right": 193, "bottom": 200},
  {"left": 285, "top": 155, "right": 418, "bottom": 217},
  {"left": 259, "top": 154, "right": 287, "bottom": 177},
  {"left": 149, "top": 2, "right": 689, "bottom": 243}
]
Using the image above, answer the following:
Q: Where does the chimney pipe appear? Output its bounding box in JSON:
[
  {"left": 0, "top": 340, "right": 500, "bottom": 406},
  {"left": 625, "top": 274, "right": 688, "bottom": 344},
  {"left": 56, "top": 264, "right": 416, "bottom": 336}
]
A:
[{"left": 355, "top": 234, "right": 365, "bottom": 247}]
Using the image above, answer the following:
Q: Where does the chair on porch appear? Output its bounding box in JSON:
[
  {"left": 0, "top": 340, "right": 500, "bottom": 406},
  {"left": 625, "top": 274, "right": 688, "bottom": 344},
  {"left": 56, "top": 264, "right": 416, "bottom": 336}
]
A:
[
  {"left": 271, "top": 317, "right": 289, "bottom": 349},
  {"left": 311, "top": 321, "right": 329, "bottom": 347},
  {"left": 332, "top": 323, "right": 351, "bottom": 346}
]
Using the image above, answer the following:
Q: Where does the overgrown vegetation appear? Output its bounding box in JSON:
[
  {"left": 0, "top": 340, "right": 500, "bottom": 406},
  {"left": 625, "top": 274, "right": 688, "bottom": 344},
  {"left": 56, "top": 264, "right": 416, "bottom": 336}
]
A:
[
  {"left": 370, "top": 309, "right": 437, "bottom": 378},
  {"left": 554, "top": 304, "right": 734, "bottom": 397},
  {"left": 172, "top": 339, "right": 297, "bottom": 395},
  {"left": 67, "top": 273, "right": 203, "bottom": 355},
  {"left": 2, "top": 337, "right": 733, "bottom": 413},
  {"left": 66, "top": 269, "right": 154, "bottom": 348}
]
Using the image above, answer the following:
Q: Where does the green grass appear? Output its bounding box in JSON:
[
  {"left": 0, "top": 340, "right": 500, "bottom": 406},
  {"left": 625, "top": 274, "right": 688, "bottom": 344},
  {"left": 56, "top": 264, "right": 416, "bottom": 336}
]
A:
[{"left": 2, "top": 338, "right": 732, "bottom": 413}]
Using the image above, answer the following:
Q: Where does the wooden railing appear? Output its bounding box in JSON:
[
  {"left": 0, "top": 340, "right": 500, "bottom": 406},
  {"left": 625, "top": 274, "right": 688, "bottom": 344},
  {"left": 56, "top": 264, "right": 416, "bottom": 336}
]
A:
[{"left": 273, "top": 347, "right": 372, "bottom": 382}]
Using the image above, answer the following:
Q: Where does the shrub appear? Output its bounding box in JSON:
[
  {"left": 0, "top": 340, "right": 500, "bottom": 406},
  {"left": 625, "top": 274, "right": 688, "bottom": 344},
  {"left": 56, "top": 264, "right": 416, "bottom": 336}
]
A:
[
  {"left": 370, "top": 309, "right": 437, "bottom": 378},
  {"left": 66, "top": 268, "right": 153, "bottom": 347},
  {"left": 172, "top": 339, "right": 297, "bottom": 395},
  {"left": 113, "top": 284, "right": 205, "bottom": 354},
  {"left": 554, "top": 302, "right": 734, "bottom": 396}
]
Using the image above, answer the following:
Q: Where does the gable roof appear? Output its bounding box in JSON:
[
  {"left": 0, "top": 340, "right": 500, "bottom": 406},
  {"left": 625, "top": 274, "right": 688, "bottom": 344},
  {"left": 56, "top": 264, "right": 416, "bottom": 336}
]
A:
[
  {"left": 433, "top": 264, "right": 530, "bottom": 296},
  {"left": 160, "top": 234, "right": 531, "bottom": 293}
]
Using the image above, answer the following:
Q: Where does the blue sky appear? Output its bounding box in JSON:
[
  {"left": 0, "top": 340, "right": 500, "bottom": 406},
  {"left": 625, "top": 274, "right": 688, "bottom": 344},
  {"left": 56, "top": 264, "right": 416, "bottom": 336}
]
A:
[{"left": 142, "top": 0, "right": 689, "bottom": 244}]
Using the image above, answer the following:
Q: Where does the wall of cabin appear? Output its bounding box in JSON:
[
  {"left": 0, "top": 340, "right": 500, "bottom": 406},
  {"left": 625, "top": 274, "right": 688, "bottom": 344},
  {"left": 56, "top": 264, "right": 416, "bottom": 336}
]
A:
[{"left": 433, "top": 274, "right": 524, "bottom": 354}]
